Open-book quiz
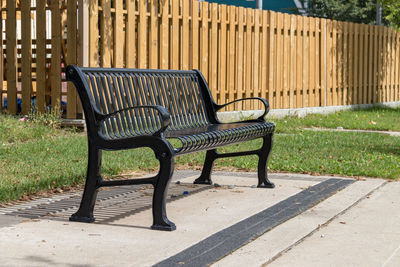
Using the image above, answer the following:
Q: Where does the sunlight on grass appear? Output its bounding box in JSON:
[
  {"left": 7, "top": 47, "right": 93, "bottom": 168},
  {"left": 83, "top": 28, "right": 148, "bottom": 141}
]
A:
[{"left": 0, "top": 106, "right": 399, "bottom": 203}]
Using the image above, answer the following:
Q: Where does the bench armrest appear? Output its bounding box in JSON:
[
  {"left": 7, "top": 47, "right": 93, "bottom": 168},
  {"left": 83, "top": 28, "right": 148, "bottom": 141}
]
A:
[
  {"left": 98, "top": 105, "right": 171, "bottom": 136},
  {"left": 215, "top": 97, "right": 270, "bottom": 121}
]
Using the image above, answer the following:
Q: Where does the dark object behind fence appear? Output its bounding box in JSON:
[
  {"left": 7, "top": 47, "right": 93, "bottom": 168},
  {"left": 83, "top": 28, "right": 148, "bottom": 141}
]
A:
[{"left": 66, "top": 65, "right": 275, "bottom": 231}]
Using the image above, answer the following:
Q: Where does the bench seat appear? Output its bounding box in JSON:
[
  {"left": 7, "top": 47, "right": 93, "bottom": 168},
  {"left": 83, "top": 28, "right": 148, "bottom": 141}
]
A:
[{"left": 165, "top": 122, "right": 275, "bottom": 154}]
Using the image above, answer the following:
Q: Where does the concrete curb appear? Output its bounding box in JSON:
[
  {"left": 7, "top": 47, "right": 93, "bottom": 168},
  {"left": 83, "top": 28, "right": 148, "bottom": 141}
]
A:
[
  {"left": 216, "top": 101, "right": 400, "bottom": 121},
  {"left": 303, "top": 127, "right": 400, "bottom": 137}
]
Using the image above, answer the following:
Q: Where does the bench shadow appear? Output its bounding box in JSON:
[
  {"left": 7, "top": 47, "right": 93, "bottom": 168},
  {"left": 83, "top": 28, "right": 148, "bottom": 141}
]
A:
[
  {"left": 92, "top": 184, "right": 211, "bottom": 225},
  {"left": 38, "top": 183, "right": 212, "bottom": 229},
  {"left": 23, "top": 255, "right": 94, "bottom": 267},
  {"left": 372, "top": 143, "right": 400, "bottom": 156},
  {"left": 96, "top": 223, "right": 151, "bottom": 230}
]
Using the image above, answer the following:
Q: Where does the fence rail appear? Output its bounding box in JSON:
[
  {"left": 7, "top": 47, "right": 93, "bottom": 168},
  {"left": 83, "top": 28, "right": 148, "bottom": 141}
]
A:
[{"left": 1, "top": 0, "right": 399, "bottom": 118}]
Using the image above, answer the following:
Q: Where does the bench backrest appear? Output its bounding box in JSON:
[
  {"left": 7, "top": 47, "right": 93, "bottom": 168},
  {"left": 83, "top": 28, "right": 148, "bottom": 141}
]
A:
[{"left": 67, "top": 66, "right": 217, "bottom": 138}]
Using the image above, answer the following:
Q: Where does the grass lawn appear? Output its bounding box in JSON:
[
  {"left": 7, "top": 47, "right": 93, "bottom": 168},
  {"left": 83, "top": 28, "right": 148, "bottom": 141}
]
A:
[
  {"left": 274, "top": 106, "right": 400, "bottom": 132},
  {"left": 0, "top": 106, "right": 399, "bottom": 203}
]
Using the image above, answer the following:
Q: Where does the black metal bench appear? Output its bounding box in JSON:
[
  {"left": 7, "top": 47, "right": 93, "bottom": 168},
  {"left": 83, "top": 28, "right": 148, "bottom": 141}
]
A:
[{"left": 66, "top": 65, "right": 275, "bottom": 231}]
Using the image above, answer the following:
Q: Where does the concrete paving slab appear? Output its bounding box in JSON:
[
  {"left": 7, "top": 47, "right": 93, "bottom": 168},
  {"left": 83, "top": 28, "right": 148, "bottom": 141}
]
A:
[
  {"left": 0, "top": 174, "right": 315, "bottom": 267},
  {"left": 268, "top": 181, "right": 400, "bottom": 267},
  {"left": 214, "top": 178, "right": 385, "bottom": 267}
]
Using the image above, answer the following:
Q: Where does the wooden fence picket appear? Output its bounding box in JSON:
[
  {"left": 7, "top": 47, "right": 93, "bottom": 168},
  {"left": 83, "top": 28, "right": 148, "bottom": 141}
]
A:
[
  {"left": 21, "top": 0, "right": 31, "bottom": 114},
  {"left": 220, "top": 4, "right": 227, "bottom": 106},
  {"left": 66, "top": 0, "right": 77, "bottom": 118},
  {"left": 296, "top": 15, "right": 303, "bottom": 108},
  {"left": 113, "top": 0, "right": 123, "bottom": 68},
  {"left": 6, "top": 0, "right": 17, "bottom": 114},
  {"left": 50, "top": 0, "right": 61, "bottom": 110}
]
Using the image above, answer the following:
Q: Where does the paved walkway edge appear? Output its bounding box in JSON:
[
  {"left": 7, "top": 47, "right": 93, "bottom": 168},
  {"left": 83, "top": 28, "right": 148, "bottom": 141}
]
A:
[
  {"left": 217, "top": 102, "right": 400, "bottom": 121},
  {"left": 303, "top": 127, "right": 400, "bottom": 136},
  {"left": 214, "top": 179, "right": 387, "bottom": 267}
]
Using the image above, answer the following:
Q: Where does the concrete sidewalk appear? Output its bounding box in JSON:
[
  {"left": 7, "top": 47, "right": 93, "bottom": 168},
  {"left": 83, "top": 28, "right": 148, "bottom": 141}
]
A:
[{"left": 0, "top": 170, "right": 397, "bottom": 266}]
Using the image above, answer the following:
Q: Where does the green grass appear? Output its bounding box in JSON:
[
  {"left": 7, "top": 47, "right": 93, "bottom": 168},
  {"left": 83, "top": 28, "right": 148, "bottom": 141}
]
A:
[
  {"left": 0, "top": 115, "right": 59, "bottom": 145},
  {"left": 0, "top": 107, "right": 399, "bottom": 203},
  {"left": 0, "top": 115, "right": 159, "bottom": 202},
  {"left": 177, "top": 131, "right": 400, "bottom": 179},
  {"left": 273, "top": 106, "right": 400, "bottom": 132}
]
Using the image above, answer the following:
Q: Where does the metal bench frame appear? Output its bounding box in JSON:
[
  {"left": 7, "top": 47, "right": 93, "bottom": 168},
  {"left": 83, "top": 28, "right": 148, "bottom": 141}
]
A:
[{"left": 66, "top": 65, "right": 275, "bottom": 231}]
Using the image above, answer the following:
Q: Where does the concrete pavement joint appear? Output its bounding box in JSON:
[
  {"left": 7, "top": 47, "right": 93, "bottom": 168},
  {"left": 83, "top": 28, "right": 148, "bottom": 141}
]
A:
[
  {"left": 382, "top": 242, "right": 400, "bottom": 267},
  {"left": 263, "top": 180, "right": 389, "bottom": 266}
]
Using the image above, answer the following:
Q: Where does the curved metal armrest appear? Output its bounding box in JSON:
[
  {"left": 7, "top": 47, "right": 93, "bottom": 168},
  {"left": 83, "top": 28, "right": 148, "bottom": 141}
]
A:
[
  {"left": 216, "top": 97, "right": 270, "bottom": 121},
  {"left": 97, "top": 105, "right": 171, "bottom": 136}
]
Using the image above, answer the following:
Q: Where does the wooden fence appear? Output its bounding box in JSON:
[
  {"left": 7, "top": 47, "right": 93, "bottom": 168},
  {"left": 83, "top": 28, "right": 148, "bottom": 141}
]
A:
[
  {"left": 1, "top": 0, "right": 400, "bottom": 118},
  {"left": 0, "top": 0, "right": 78, "bottom": 117},
  {"left": 87, "top": 0, "right": 400, "bottom": 111}
]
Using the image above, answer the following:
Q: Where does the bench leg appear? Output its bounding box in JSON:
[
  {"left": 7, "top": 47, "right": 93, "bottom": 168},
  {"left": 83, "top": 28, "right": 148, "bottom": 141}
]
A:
[
  {"left": 151, "top": 153, "right": 176, "bottom": 231},
  {"left": 257, "top": 134, "right": 275, "bottom": 188},
  {"left": 69, "top": 143, "right": 101, "bottom": 223},
  {"left": 194, "top": 149, "right": 217, "bottom": 185}
]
